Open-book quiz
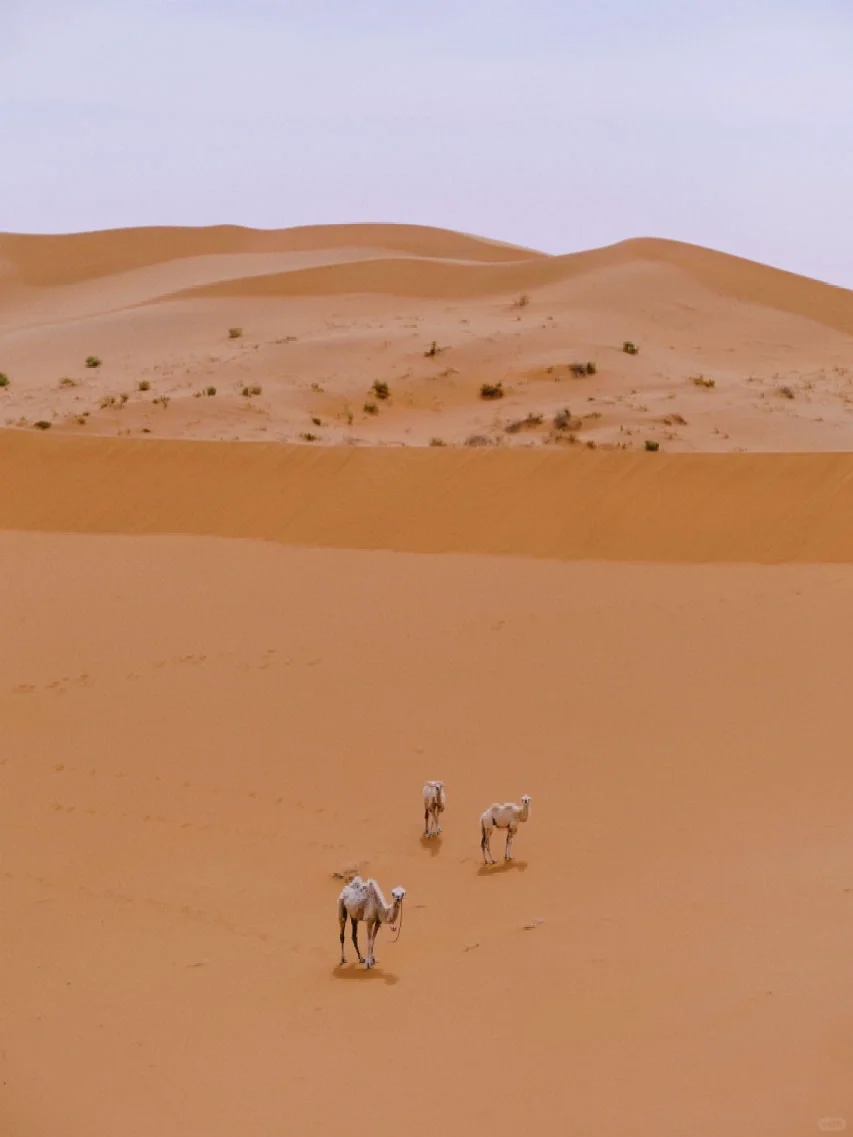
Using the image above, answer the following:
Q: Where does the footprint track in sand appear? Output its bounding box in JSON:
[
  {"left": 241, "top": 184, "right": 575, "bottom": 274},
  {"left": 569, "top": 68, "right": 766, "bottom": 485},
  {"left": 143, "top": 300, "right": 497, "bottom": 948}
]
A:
[
  {"left": 32, "top": 761, "right": 329, "bottom": 815},
  {"left": 8, "top": 648, "right": 289, "bottom": 696},
  {"left": 43, "top": 797, "right": 335, "bottom": 843},
  {"left": 0, "top": 869, "right": 274, "bottom": 942}
]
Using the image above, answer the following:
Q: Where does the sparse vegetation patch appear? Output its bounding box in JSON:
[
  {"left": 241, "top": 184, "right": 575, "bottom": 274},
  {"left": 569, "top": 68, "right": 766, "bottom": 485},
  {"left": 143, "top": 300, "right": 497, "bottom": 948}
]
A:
[
  {"left": 59, "top": 377, "right": 78, "bottom": 388},
  {"left": 33, "top": 420, "right": 52, "bottom": 430},
  {"left": 0, "top": 373, "right": 10, "bottom": 388},
  {"left": 505, "top": 413, "right": 544, "bottom": 434},
  {"left": 511, "top": 292, "right": 530, "bottom": 309},
  {"left": 622, "top": 342, "right": 639, "bottom": 355},
  {"left": 372, "top": 380, "right": 390, "bottom": 401},
  {"left": 241, "top": 385, "right": 262, "bottom": 398},
  {"left": 138, "top": 380, "right": 151, "bottom": 391},
  {"left": 691, "top": 375, "right": 715, "bottom": 389},
  {"left": 479, "top": 382, "right": 504, "bottom": 400},
  {"left": 645, "top": 439, "right": 660, "bottom": 451},
  {"left": 778, "top": 385, "right": 795, "bottom": 399},
  {"left": 553, "top": 407, "right": 579, "bottom": 431},
  {"left": 85, "top": 356, "right": 102, "bottom": 369},
  {"left": 228, "top": 327, "right": 243, "bottom": 339}
]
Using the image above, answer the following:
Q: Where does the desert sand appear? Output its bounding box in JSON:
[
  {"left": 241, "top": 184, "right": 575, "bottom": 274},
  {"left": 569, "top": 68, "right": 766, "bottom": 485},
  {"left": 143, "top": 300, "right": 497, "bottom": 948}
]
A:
[
  {"left": 3, "top": 223, "right": 853, "bottom": 1137},
  {"left": 3, "top": 222, "right": 853, "bottom": 451}
]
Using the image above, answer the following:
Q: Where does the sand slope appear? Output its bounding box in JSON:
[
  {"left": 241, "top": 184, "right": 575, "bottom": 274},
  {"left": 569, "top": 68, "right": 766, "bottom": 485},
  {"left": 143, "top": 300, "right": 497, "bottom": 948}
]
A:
[
  {"left": 3, "top": 531, "right": 853, "bottom": 1137},
  {"left": 7, "top": 429, "right": 853, "bottom": 563},
  {"left": 3, "top": 223, "right": 853, "bottom": 451}
]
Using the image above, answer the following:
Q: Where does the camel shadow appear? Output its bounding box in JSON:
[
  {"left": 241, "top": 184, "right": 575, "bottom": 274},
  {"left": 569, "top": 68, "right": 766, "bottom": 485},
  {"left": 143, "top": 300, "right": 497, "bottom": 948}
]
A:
[
  {"left": 420, "top": 834, "right": 443, "bottom": 857},
  {"left": 477, "top": 859, "right": 528, "bottom": 877},
  {"left": 331, "top": 964, "right": 400, "bottom": 986}
]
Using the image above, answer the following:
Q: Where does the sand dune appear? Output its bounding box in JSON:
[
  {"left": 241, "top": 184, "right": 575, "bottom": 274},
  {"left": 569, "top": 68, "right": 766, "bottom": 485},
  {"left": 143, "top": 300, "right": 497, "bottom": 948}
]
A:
[
  {"left": 3, "top": 222, "right": 853, "bottom": 451},
  {"left": 4, "top": 531, "right": 853, "bottom": 1137},
  {"left": 4, "top": 222, "right": 853, "bottom": 1136}
]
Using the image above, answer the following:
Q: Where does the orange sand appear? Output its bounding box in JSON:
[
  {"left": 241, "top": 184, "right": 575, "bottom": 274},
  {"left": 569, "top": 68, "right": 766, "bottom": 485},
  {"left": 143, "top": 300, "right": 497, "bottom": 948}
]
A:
[
  {"left": 2, "top": 223, "right": 853, "bottom": 451},
  {"left": 3, "top": 222, "right": 853, "bottom": 1137},
  {"left": 3, "top": 532, "right": 853, "bottom": 1137}
]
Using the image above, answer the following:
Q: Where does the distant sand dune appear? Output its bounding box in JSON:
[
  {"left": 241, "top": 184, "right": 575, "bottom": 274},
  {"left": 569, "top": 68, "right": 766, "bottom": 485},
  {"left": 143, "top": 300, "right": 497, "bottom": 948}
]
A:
[
  {"left": 3, "top": 221, "right": 853, "bottom": 453},
  {"left": 0, "top": 222, "right": 544, "bottom": 290}
]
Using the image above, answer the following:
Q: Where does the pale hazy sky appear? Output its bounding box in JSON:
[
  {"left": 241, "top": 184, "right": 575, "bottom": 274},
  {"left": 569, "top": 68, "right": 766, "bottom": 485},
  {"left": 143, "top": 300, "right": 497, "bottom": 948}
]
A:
[{"left": 4, "top": 0, "right": 853, "bottom": 285}]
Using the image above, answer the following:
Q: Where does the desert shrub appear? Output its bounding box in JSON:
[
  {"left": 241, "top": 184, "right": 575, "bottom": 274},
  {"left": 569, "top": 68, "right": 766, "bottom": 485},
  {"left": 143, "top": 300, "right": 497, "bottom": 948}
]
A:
[
  {"left": 85, "top": 356, "right": 102, "bottom": 368},
  {"left": 204, "top": 386, "right": 217, "bottom": 397},
  {"left": 622, "top": 341, "right": 639, "bottom": 355},
  {"left": 311, "top": 416, "right": 322, "bottom": 426},
  {"left": 570, "top": 362, "right": 597, "bottom": 377},
  {"left": 33, "top": 420, "right": 52, "bottom": 430},
  {"left": 100, "top": 394, "right": 117, "bottom": 409},
  {"left": 424, "top": 341, "right": 444, "bottom": 358},
  {"left": 505, "top": 413, "right": 544, "bottom": 434},
  {"left": 301, "top": 432, "right": 318, "bottom": 442},
  {"left": 138, "top": 379, "right": 151, "bottom": 391},
  {"left": 119, "top": 393, "right": 129, "bottom": 406},
  {"left": 59, "top": 377, "right": 78, "bottom": 388},
  {"left": 553, "top": 407, "right": 574, "bottom": 431},
  {"left": 585, "top": 361, "right": 597, "bottom": 375},
  {"left": 479, "top": 381, "right": 504, "bottom": 400},
  {"left": 512, "top": 292, "right": 530, "bottom": 309},
  {"left": 465, "top": 434, "right": 493, "bottom": 447},
  {"left": 691, "top": 375, "right": 715, "bottom": 389},
  {"left": 152, "top": 395, "right": 170, "bottom": 408},
  {"left": 778, "top": 385, "right": 795, "bottom": 399},
  {"left": 0, "top": 374, "right": 10, "bottom": 388},
  {"left": 363, "top": 402, "right": 378, "bottom": 415},
  {"left": 310, "top": 382, "right": 323, "bottom": 393},
  {"left": 228, "top": 327, "right": 243, "bottom": 339},
  {"left": 372, "top": 380, "right": 390, "bottom": 400},
  {"left": 429, "top": 437, "right": 447, "bottom": 446},
  {"left": 645, "top": 439, "right": 660, "bottom": 451},
  {"left": 241, "top": 385, "right": 262, "bottom": 397}
]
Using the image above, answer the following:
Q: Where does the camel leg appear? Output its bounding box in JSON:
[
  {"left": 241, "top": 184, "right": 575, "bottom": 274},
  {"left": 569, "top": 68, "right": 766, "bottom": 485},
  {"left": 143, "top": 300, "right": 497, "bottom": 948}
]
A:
[
  {"left": 365, "top": 920, "right": 377, "bottom": 969},
  {"left": 339, "top": 910, "right": 347, "bottom": 965},
  {"left": 481, "top": 825, "right": 494, "bottom": 865},
  {"left": 424, "top": 806, "right": 431, "bottom": 837},
  {"left": 351, "top": 917, "right": 364, "bottom": 965},
  {"left": 505, "top": 829, "right": 513, "bottom": 861}
]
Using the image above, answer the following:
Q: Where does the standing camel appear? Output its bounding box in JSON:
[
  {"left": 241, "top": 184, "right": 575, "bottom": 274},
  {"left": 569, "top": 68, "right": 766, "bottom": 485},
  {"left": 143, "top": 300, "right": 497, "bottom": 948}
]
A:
[
  {"left": 479, "top": 796, "right": 531, "bottom": 864},
  {"left": 337, "top": 875, "right": 406, "bottom": 969},
  {"left": 422, "top": 779, "right": 447, "bottom": 838}
]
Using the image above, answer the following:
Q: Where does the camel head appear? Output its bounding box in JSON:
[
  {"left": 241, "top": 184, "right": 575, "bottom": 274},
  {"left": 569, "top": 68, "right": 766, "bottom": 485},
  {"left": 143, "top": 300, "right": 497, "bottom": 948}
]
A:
[
  {"left": 521, "top": 795, "right": 531, "bottom": 804},
  {"left": 388, "top": 886, "right": 407, "bottom": 931}
]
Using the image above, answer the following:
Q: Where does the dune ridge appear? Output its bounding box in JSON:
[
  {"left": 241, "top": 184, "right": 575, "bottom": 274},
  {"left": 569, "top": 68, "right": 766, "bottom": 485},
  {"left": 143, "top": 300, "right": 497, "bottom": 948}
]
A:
[
  {"left": 162, "top": 236, "right": 853, "bottom": 337},
  {"left": 0, "top": 222, "right": 544, "bottom": 291},
  {"left": 5, "top": 429, "right": 853, "bottom": 563},
  {"left": 3, "top": 220, "right": 853, "bottom": 452}
]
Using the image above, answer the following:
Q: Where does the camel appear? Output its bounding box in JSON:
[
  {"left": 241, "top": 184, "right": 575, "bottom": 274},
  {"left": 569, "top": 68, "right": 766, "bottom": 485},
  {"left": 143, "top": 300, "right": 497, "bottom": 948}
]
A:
[
  {"left": 479, "top": 795, "right": 531, "bottom": 864},
  {"left": 422, "top": 779, "right": 447, "bottom": 838},
  {"left": 337, "top": 875, "right": 407, "bottom": 969}
]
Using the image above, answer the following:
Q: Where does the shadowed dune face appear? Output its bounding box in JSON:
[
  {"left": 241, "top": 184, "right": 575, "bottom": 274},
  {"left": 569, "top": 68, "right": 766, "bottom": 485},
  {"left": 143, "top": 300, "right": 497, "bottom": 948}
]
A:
[
  {"left": 4, "top": 533, "right": 853, "bottom": 1137},
  {"left": 2, "top": 222, "right": 853, "bottom": 450}
]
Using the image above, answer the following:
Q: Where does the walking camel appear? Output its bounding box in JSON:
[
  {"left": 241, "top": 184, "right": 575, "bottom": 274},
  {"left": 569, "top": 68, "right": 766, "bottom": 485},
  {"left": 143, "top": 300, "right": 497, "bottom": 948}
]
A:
[
  {"left": 480, "top": 796, "right": 531, "bottom": 864},
  {"left": 422, "top": 779, "right": 447, "bottom": 838},
  {"left": 337, "top": 875, "right": 407, "bottom": 970}
]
